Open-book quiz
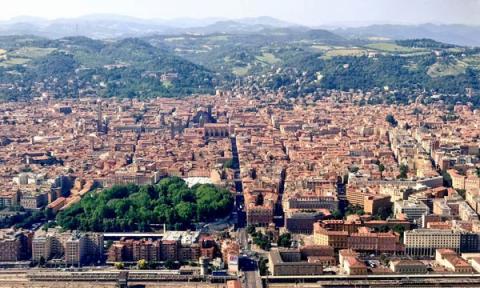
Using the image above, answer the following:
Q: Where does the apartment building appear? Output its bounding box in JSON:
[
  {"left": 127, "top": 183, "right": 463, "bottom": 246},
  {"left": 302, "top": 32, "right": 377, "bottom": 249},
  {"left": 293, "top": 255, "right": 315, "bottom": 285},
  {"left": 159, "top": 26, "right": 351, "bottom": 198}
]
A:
[
  {"left": 0, "top": 229, "right": 30, "bottom": 261},
  {"left": 32, "top": 230, "right": 103, "bottom": 265}
]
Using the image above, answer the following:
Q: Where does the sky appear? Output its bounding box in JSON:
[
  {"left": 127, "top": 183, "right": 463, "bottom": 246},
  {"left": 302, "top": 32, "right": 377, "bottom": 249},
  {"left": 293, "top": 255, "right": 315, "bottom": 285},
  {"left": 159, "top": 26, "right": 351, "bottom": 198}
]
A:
[{"left": 1, "top": 0, "right": 480, "bottom": 26}]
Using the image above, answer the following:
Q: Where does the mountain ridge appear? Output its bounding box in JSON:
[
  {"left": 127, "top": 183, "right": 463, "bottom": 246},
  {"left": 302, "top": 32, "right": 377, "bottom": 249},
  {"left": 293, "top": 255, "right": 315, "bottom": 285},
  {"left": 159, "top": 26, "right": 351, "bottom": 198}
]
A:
[{"left": 1, "top": 15, "right": 480, "bottom": 47}]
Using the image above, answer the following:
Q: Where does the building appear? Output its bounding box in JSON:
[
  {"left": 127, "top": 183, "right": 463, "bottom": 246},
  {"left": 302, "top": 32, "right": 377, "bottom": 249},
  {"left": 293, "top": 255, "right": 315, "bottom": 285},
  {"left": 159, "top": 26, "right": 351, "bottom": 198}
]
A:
[
  {"left": 32, "top": 229, "right": 103, "bottom": 265},
  {"left": 107, "top": 243, "right": 124, "bottom": 262},
  {"left": 389, "top": 260, "right": 427, "bottom": 274},
  {"left": 64, "top": 236, "right": 84, "bottom": 266},
  {"left": 404, "top": 229, "right": 461, "bottom": 256},
  {"left": 394, "top": 200, "right": 429, "bottom": 224},
  {"left": 268, "top": 248, "right": 323, "bottom": 276},
  {"left": 346, "top": 185, "right": 370, "bottom": 207},
  {"left": 313, "top": 225, "right": 348, "bottom": 249},
  {"left": 246, "top": 205, "right": 274, "bottom": 227},
  {"left": 287, "top": 196, "right": 338, "bottom": 211},
  {"left": 0, "top": 191, "right": 19, "bottom": 208},
  {"left": 460, "top": 232, "right": 480, "bottom": 253},
  {"left": 470, "top": 257, "right": 480, "bottom": 273},
  {"left": 0, "top": 229, "right": 30, "bottom": 261},
  {"left": 347, "top": 227, "right": 400, "bottom": 253},
  {"left": 364, "top": 194, "right": 391, "bottom": 215},
  {"left": 436, "top": 249, "right": 474, "bottom": 273},
  {"left": 47, "top": 197, "right": 66, "bottom": 213},
  {"left": 200, "top": 236, "right": 216, "bottom": 260},
  {"left": 314, "top": 222, "right": 401, "bottom": 253},
  {"left": 300, "top": 245, "right": 335, "bottom": 258},
  {"left": 32, "top": 237, "right": 50, "bottom": 262},
  {"left": 339, "top": 249, "right": 368, "bottom": 275},
  {"left": 226, "top": 280, "right": 241, "bottom": 288},
  {"left": 19, "top": 192, "right": 48, "bottom": 210},
  {"left": 161, "top": 240, "right": 178, "bottom": 261},
  {"left": 285, "top": 211, "right": 324, "bottom": 234},
  {"left": 107, "top": 231, "right": 207, "bottom": 263},
  {"left": 300, "top": 245, "right": 336, "bottom": 266}
]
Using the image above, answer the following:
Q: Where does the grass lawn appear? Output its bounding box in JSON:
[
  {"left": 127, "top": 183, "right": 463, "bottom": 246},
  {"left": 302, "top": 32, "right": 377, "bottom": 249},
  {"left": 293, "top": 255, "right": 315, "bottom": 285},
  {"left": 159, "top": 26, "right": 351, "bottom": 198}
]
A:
[
  {"left": 164, "top": 37, "right": 186, "bottom": 42},
  {"left": 427, "top": 60, "right": 467, "bottom": 77},
  {"left": 463, "top": 55, "right": 480, "bottom": 67},
  {"left": 208, "top": 35, "right": 229, "bottom": 41},
  {"left": 162, "top": 80, "right": 173, "bottom": 89},
  {"left": 321, "top": 48, "right": 367, "bottom": 59},
  {"left": 311, "top": 45, "right": 333, "bottom": 51},
  {"left": 366, "top": 42, "right": 423, "bottom": 53},
  {"left": 256, "top": 52, "right": 280, "bottom": 64},
  {"left": 11, "top": 47, "right": 56, "bottom": 59},
  {"left": 0, "top": 57, "right": 30, "bottom": 67},
  {"left": 232, "top": 65, "right": 251, "bottom": 76}
]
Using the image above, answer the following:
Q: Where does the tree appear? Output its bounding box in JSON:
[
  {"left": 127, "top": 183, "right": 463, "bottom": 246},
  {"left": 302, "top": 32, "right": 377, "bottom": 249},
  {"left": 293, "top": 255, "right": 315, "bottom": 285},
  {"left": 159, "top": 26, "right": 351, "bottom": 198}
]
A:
[
  {"left": 349, "top": 166, "right": 359, "bottom": 173},
  {"left": 253, "top": 232, "right": 272, "bottom": 251},
  {"left": 442, "top": 171, "right": 452, "bottom": 187},
  {"left": 137, "top": 259, "right": 148, "bottom": 270},
  {"left": 346, "top": 204, "right": 365, "bottom": 216},
  {"left": 457, "top": 189, "right": 466, "bottom": 199},
  {"left": 164, "top": 259, "right": 176, "bottom": 270},
  {"left": 392, "top": 224, "right": 406, "bottom": 241},
  {"left": 175, "top": 202, "right": 195, "bottom": 224},
  {"left": 386, "top": 114, "right": 398, "bottom": 127},
  {"left": 258, "top": 257, "right": 269, "bottom": 276},
  {"left": 331, "top": 210, "right": 343, "bottom": 219},
  {"left": 378, "top": 163, "right": 385, "bottom": 176},
  {"left": 56, "top": 178, "right": 233, "bottom": 232},
  {"left": 223, "top": 159, "right": 234, "bottom": 169},
  {"left": 377, "top": 225, "right": 390, "bottom": 233},
  {"left": 44, "top": 208, "right": 55, "bottom": 220},
  {"left": 246, "top": 225, "right": 256, "bottom": 235},
  {"left": 277, "top": 233, "right": 292, "bottom": 248},
  {"left": 398, "top": 164, "right": 408, "bottom": 179}
]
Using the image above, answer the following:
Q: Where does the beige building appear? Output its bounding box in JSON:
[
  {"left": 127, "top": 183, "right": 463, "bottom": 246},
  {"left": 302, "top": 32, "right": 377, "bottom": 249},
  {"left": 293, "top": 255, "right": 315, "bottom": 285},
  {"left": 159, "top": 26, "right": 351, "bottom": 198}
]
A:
[
  {"left": 268, "top": 248, "right": 323, "bottom": 276},
  {"left": 389, "top": 260, "right": 427, "bottom": 274},
  {"left": 436, "top": 249, "right": 474, "bottom": 273},
  {"left": 32, "top": 229, "right": 103, "bottom": 266},
  {"left": 404, "top": 229, "right": 461, "bottom": 256}
]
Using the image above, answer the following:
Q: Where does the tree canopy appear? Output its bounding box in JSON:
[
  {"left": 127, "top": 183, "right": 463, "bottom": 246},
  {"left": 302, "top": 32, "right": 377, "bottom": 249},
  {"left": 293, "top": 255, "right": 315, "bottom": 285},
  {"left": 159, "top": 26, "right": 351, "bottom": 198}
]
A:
[{"left": 56, "top": 177, "right": 233, "bottom": 232}]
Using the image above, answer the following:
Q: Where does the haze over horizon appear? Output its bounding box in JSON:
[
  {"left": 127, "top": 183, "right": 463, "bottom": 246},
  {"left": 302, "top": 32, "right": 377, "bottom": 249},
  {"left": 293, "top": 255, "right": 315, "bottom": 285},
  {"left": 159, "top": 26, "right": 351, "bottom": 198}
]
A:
[{"left": 1, "top": 0, "right": 480, "bottom": 27}]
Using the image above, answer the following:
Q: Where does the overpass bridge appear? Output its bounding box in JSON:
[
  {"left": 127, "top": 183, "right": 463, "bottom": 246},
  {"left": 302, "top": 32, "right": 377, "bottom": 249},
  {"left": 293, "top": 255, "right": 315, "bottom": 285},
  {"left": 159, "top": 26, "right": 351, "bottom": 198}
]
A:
[
  {"left": 264, "top": 273, "right": 480, "bottom": 287},
  {"left": 26, "top": 270, "right": 236, "bottom": 284}
]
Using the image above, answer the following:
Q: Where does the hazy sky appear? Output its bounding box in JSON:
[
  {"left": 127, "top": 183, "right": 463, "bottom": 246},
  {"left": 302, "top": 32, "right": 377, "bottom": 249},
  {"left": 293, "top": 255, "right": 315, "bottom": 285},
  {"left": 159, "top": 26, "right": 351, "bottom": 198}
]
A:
[{"left": 1, "top": 0, "right": 480, "bottom": 26}]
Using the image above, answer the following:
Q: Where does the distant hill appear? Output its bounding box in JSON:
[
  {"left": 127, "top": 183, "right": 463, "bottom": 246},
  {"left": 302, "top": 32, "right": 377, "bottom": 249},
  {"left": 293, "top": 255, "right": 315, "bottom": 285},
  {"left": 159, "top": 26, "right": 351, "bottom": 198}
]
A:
[
  {"left": 1, "top": 29, "right": 479, "bottom": 106},
  {"left": 2, "top": 16, "right": 480, "bottom": 48},
  {"left": 0, "top": 15, "right": 302, "bottom": 39},
  {"left": 0, "top": 16, "right": 178, "bottom": 39},
  {"left": 0, "top": 36, "right": 216, "bottom": 100},
  {"left": 334, "top": 24, "right": 480, "bottom": 47}
]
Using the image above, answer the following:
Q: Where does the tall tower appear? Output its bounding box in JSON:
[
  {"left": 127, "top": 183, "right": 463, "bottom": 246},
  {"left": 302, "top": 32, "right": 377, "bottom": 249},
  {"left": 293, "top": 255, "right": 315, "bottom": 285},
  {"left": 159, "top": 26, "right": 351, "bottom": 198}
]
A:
[
  {"left": 97, "top": 103, "right": 103, "bottom": 133},
  {"left": 160, "top": 113, "right": 165, "bottom": 126},
  {"left": 170, "top": 121, "right": 175, "bottom": 138}
]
